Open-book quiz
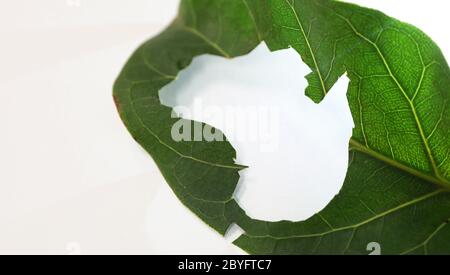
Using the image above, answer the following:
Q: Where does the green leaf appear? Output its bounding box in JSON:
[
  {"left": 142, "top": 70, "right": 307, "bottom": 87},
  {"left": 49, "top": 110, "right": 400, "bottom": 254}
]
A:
[{"left": 113, "top": 0, "right": 450, "bottom": 254}]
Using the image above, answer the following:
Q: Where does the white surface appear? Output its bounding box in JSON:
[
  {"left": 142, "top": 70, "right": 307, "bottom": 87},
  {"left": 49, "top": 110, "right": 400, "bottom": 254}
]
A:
[{"left": 0, "top": 0, "right": 448, "bottom": 254}]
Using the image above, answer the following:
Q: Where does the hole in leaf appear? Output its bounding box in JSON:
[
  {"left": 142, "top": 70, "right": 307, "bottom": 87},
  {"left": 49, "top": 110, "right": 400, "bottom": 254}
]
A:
[{"left": 160, "top": 43, "right": 354, "bottom": 222}]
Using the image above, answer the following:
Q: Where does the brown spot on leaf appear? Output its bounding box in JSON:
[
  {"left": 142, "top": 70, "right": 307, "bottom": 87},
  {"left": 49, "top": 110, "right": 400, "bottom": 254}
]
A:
[{"left": 113, "top": 95, "right": 121, "bottom": 113}]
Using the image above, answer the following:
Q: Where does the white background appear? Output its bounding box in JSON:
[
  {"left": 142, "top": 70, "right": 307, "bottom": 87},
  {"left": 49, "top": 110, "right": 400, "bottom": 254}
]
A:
[{"left": 0, "top": 0, "right": 448, "bottom": 255}]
